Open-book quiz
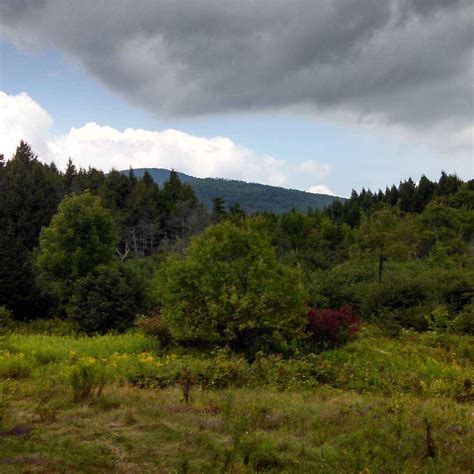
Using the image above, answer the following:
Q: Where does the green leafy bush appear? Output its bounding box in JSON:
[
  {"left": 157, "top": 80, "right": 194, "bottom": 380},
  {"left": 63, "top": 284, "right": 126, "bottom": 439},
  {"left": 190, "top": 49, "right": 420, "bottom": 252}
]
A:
[
  {"left": 359, "top": 269, "right": 431, "bottom": 330},
  {"left": 36, "top": 191, "right": 117, "bottom": 306},
  {"left": 66, "top": 263, "right": 147, "bottom": 334},
  {"left": 452, "top": 302, "right": 474, "bottom": 335},
  {"left": 153, "top": 221, "right": 307, "bottom": 355},
  {"left": 0, "top": 306, "right": 14, "bottom": 333}
]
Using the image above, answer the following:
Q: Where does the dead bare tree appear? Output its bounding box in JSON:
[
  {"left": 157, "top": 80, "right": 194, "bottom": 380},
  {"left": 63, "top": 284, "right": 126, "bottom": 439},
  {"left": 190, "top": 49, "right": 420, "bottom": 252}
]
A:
[{"left": 116, "top": 242, "right": 130, "bottom": 262}]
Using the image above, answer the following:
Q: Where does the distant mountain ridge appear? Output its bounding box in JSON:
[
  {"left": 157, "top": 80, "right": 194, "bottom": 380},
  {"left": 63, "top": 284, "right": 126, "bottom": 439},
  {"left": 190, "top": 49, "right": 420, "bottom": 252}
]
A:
[{"left": 125, "top": 168, "right": 344, "bottom": 214}]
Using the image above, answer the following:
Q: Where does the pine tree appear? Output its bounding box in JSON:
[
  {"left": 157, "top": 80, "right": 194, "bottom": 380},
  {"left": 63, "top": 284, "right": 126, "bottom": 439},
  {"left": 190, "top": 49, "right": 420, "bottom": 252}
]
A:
[
  {"left": 64, "top": 158, "right": 77, "bottom": 187},
  {"left": 124, "top": 172, "right": 161, "bottom": 255},
  {"left": 162, "top": 170, "right": 182, "bottom": 206},
  {"left": 398, "top": 178, "right": 416, "bottom": 213},
  {"left": 0, "top": 141, "right": 62, "bottom": 249},
  {"left": 387, "top": 185, "right": 399, "bottom": 206},
  {"left": 413, "top": 175, "right": 436, "bottom": 212},
  {"left": 211, "top": 196, "right": 227, "bottom": 222},
  {"left": 437, "top": 172, "right": 462, "bottom": 196},
  {"left": 128, "top": 166, "right": 136, "bottom": 185},
  {"left": 0, "top": 142, "right": 62, "bottom": 318},
  {"left": 229, "top": 202, "right": 245, "bottom": 220}
]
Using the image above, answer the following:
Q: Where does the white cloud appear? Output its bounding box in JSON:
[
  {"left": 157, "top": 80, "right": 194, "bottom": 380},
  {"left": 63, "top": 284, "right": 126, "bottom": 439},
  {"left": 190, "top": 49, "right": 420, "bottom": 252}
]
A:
[
  {"left": 0, "top": 91, "right": 333, "bottom": 190},
  {"left": 295, "top": 160, "right": 332, "bottom": 179},
  {"left": 0, "top": 91, "right": 52, "bottom": 159},
  {"left": 48, "top": 123, "right": 291, "bottom": 186},
  {"left": 307, "top": 185, "right": 336, "bottom": 196}
]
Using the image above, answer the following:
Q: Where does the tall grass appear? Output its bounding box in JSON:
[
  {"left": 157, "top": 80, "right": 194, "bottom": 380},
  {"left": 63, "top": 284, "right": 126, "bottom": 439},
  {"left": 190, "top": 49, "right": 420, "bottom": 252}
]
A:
[
  {"left": 2, "top": 332, "right": 156, "bottom": 364},
  {"left": 0, "top": 325, "right": 472, "bottom": 472}
]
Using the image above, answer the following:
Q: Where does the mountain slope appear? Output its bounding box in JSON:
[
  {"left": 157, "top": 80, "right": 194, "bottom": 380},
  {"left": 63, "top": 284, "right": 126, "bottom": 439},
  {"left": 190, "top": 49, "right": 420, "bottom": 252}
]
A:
[{"left": 127, "top": 168, "right": 344, "bottom": 214}]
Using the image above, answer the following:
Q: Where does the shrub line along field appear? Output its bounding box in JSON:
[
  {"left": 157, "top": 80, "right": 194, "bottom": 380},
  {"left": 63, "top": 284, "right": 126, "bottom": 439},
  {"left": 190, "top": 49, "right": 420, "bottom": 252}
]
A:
[{"left": 0, "top": 326, "right": 472, "bottom": 473}]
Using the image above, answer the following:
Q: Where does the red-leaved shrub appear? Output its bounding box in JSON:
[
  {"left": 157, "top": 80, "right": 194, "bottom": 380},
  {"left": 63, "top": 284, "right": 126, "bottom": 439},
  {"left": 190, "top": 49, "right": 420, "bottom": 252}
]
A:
[{"left": 307, "top": 305, "right": 360, "bottom": 346}]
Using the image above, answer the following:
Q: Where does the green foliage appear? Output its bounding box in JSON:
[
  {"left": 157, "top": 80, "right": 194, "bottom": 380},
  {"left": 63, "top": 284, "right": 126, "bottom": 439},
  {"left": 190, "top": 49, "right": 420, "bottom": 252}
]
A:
[
  {"left": 0, "top": 351, "right": 32, "bottom": 379},
  {"left": 211, "top": 196, "right": 227, "bottom": 222},
  {"left": 0, "top": 383, "right": 13, "bottom": 433},
  {"left": 0, "top": 142, "right": 62, "bottom": 318},
  {"left": 307, "top": 257, "right": 374, "bottom": 308},
  {"left": 15, "top": 317, "right": 76, "bottom": 336},
  {"left": 0, "top": 142, "right": 62, "bottom": 250},
  {"left": 3, "top": 325, "right": 472, "bottom": 400},
  {"left": 2, "top": 143, "right": 473, "bottom": 347},
  {"left": 36, "top": 191, "right": 117, "bottom": 305},
  {"left": 359, "top": 270, "right": 431, "bottom": 330},
  {"left": 426, "top": 306, "right": 453, "bottom": 332},
  {"left": 66, "top": 262, "right": 148, "bottom": 334},
  {"left": 69, "top": 357, "right": 109, "bottom": 401},
  {"left": 3, "top": 332, "right": 155, "bottom": 362},
  {"left": 0, "top": 306, "right": 14, "bottom": 333},
  {"left": 154, "top": 221, "right": 307, "bottom": 354},
  {"left": 452, "top": 302, "right": 474, "bottom": 335},
  {"left": 352, "top": 207, "right": 421, "bottom": 260}
]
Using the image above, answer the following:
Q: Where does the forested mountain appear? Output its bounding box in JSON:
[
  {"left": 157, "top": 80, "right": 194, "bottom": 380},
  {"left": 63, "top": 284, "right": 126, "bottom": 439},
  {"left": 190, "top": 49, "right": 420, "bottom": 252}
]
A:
[{"left": 125, "top": 168, "right": 343, "bottom": 214}]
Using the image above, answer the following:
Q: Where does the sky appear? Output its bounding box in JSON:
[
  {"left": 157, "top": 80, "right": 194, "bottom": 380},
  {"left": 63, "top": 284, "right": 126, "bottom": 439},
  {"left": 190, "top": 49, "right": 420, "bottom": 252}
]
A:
[{"left": 0, "top": 0, "right": 472, "bottom": 197}]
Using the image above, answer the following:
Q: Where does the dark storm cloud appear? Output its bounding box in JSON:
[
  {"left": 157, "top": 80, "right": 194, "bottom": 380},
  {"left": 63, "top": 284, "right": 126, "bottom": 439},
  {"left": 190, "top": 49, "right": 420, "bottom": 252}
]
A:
[{"left": 1, "top": 0, "right": 472, "bottom": 128}]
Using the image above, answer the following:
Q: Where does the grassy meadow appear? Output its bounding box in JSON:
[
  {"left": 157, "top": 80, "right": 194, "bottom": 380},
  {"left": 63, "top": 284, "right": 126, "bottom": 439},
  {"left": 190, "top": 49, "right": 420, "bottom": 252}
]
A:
[{"left": 0, "top": 325, "right": 472, "bottom": 473}]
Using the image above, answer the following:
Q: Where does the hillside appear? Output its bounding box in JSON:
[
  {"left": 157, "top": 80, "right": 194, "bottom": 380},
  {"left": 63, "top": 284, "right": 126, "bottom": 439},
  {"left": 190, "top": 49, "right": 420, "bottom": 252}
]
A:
[{"left": 126, "top": 168, "right": 343, "bottom": 213}]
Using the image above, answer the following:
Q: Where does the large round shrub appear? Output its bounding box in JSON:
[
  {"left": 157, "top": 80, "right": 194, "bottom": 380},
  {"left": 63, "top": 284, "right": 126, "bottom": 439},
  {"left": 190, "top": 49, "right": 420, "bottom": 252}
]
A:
[
  {"left": 67, "top": 263, "right": 147, "bottom": 334},
  {"left": 154, "top": 221, "right": 307, "bottom": 354},
  {"left": 36, "top": 191, "right": 117, "bottom": 305}
]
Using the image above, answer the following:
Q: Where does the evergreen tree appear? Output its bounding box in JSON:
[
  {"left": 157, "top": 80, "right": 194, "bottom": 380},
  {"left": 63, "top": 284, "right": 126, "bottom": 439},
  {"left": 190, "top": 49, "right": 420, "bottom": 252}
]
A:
[
  {"left": 398, "top": 178, "right": 416, "bottom": 213},
  {"left": 327, "top": 199, "right": 343, "bottom": 221},
  {"left": 128, "top": 166, "right": 137, "bottom": 185},
  {"left": 0, "top": 141, "right": 62, "bottom": 249},
  {"left": 229, "top": 202, "right": 246, "bottom": 220},
  {"left": 64, "top": 158, "right": 77, "bottom": 189},
  {"left": 386, "top": 185, "right": 399, "bottom": 206},
  {"left": 161, "top": 169, "right": 183, "bottom": 212},
  {"left": 0, "top": 142, "right": 62, "bottom": 318},
  {"left": 99, "top": 169, "right": 132, "bottom": 212},
  {"left": 413, "top": 175, "right": 436, "bottom": 212},
  {"left": 75, "top": 166, "right": 105, "bottom": 193},
  {"left": 345, "top": 204, "right": 361, "bottom": 228},
  {"left": 124, "top": 171, "right": 162, "bottom": 255},
  {"left": 162, "top": 170, "right": 197, "bottom": 212},
  {"left": 0, "top": 225, "right": 43, "bottom": 319},
  {"left": 437, "top": 172, "right": 462, "bottom": 196},
  {"left": 211, "top": 196, "right": 227, "bottom": 222}
]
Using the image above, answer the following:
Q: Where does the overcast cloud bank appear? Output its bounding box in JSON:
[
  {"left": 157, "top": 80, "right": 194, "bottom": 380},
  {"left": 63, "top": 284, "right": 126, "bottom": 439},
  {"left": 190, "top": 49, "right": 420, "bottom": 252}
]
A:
[{"left": 1, "top": 1, "right": 472, "bottom": 126}]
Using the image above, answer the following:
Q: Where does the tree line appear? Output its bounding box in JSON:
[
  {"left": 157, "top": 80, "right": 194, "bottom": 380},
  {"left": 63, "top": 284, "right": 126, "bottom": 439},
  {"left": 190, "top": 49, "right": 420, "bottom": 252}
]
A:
[
  {"left": 1, "top": 142, "right": 473, "bottom": 352},
  {"left": 0, "top": 142, "right": 211, "bottom": 318}
]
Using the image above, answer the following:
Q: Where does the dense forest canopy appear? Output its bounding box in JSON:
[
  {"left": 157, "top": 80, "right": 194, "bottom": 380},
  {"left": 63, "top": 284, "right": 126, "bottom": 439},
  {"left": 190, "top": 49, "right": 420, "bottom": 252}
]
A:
[{"left": 0, "top": 142, "right": 473, "bottom": 344}]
